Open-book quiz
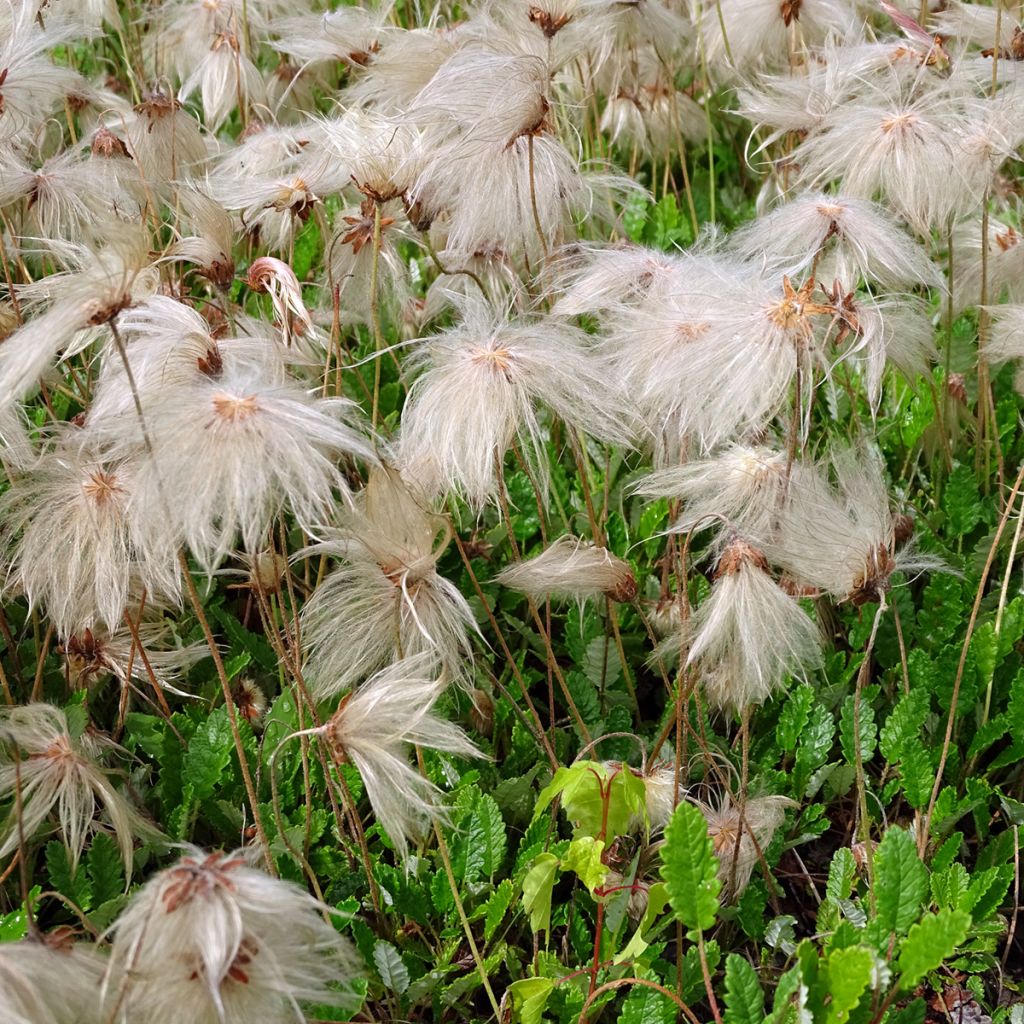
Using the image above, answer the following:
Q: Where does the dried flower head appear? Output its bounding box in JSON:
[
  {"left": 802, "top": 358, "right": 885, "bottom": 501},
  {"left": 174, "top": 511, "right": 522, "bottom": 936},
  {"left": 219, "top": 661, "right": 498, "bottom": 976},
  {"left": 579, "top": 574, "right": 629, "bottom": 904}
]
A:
[
  {"left": 0, "top": 703, "right": 156, "bottom": 873},
  {"left": 301, "top": 466, "right": 478, "bottom": 700},
  {"left": 319, "top": 657, "right": 485, "bottom": 859},
  {"left": 496, "top": 535, "right": 638, "bottom": 603},
  {"left": 701, "top": 793, "right": 795, "bottom": 898},
  {"left": 104, "top": 846, "right": 358, "bottom": 1024}
]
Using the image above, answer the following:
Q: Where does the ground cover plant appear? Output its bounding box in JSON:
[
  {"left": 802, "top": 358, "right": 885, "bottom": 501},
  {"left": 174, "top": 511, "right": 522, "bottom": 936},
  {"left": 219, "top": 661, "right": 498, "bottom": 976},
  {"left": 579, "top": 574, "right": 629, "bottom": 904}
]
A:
[{"left": 1, "top": 0, "right": 1024, "bottom": 1021}]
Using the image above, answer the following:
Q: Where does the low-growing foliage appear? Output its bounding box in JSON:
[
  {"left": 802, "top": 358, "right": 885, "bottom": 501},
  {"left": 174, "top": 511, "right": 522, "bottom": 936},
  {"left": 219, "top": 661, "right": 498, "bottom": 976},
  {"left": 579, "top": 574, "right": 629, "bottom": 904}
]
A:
[{"left": 1, "top": 0, "right": 1023, "bottom": 1022}]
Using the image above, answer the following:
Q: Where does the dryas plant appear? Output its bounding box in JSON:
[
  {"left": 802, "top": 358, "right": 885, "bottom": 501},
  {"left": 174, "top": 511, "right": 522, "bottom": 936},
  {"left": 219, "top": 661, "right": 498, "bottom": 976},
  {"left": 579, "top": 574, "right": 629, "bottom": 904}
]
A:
[{"left": 0, "top": 1, "right": 1022, "bottom": 1023}]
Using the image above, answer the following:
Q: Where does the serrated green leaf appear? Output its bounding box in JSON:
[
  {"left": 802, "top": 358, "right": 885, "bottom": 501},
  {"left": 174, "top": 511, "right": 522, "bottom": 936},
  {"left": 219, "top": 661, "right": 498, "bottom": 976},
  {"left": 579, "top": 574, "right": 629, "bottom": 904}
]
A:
[
  {"left": 826, "top": 847, "right": 857, "bottom": 905},
  {"left": 483, "top": 878, "right": 515, "bottom": 942},
  {"left": 660, "top": 802, "right": 720, "bottom": 932},
  {"left": 874, "top": 827, "right": 928, "bottom": 936},
  {"left": 507, "top": 978, "right": 554, "bottom": 1024},
  {"left": 46, "top": 841, "right": 92, "bottom": 910},
  {"left": 723, "top": 954, "right": 764, "bottom": 1024},
  {"left": 777, "top": 685, "right": 814, "bottom": 753},
  {"left": 825, "top": 946, "right": 873, "bottom": 1024},
  {"left": 897, "top": 909, "right": 971, "bottom": 990},
  {"left": 840, "top": 693, "right": 877, "bottom": 766},
  {"left": 617, "top": 981, "right": 676, "bottom": 1024},
  {"left": 87, "top": 831, "right": 124, "bottom": 903},
  {"left": 372, "top": 940, "right": 410, "bottom": 995},
  {"left": 563, "top": 836, "right": 608, "bottom": 896},
  {"left": 183, "top": 705, "right": 235, "bottom": 801}
]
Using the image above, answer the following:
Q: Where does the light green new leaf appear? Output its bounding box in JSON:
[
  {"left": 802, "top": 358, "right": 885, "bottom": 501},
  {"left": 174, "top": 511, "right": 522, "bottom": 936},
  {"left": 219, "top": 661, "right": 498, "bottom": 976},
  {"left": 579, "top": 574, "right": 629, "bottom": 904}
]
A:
[
  {"left": 897, "top": 909, "right": 971, "bottom": 990},
  {"left": 522, "top": 853, "right": 560, "bottom": 936},
  {"left": 563, "top": 836, "right": 608, "bottom": 896},
  {"left": 507, "top": 978, "right": 555, "bottom": 1024},
  {"left": 660, "top": 802, "right": 720, "bottom": 932},
  {"left": 825, "top": 946, "right": 874, "bottom": 1024}
]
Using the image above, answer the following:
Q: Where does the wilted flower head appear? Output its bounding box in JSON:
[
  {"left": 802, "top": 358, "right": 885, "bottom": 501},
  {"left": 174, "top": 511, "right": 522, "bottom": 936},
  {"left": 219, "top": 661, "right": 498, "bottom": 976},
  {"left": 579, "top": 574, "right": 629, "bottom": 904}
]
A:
[
  {"left": 764, "top": 449, "right": 939, "bottom": 605},
  {"left": 701, "top": 793, "right": 795, "bottom": 897},
  {"left": 635, "top": 444, "right": 789, "bottom": 544},
  {"left": 727, "top": 191, "right": 942, "bottom": 290},
  {"left": 104, "top": 846, "right": 358, "bottom": 1024},
  {"left": 1, "top": 441, "right": 179, "bottom": 638},
  {"left": 680, "top": 537, "right": 822, "bottom": 711},
  {"left": 125, "top": 363, "right": 376, "bottom": 572},
  {"left": 496, "top": 535, "right": 637, "bottom": 603},
  {"left": 641, "top": 761, "right": 686, "bottom": 831},
  {"left": 0, "top": 703, "right": 155, "bottom": 873},
  {"left": 62, "top": 620, "right": 206, "bottom": 698},
  {"left": 0, "top": 935, "right": 105, "bottom": 1024},
  {"left": 301, "top": 466, "right": 478, "bottom": 700},
  {"left": 318, "top": 656, "right": 485, "bottom": 859},
  {"left": 395, "top": 297, "right": 635, "bottom": 506}
]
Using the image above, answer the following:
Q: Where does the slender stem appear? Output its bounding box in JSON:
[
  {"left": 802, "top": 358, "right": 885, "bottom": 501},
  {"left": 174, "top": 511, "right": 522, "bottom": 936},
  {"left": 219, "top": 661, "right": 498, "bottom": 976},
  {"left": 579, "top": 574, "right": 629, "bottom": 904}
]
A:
[
  {"left": 177, "top": 550, "right": 275, "bottom": 874},
  {"left": 369, "top": 202, "right": 385, "bottom": 430},
  {"left": 922, "top": 460, "right": 1024, "bottom": 851}
]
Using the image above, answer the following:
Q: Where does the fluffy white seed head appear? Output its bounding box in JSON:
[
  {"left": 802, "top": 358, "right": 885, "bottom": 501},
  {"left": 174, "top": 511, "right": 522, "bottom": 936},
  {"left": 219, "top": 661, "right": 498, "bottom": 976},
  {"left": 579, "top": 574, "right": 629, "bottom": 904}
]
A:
[
  {"left": 0, "top": 702, "right": 156, "bottom": 873},
  {"left": 0, "top": 937, "right": 105, "bottom": 1024},
  {"left": 104, "top": 846, "right": 358, "bottom": 1024},
  {"left": 496, "top": 535, "right": 638, "bottom": 603},
  {"left": 301, "top": 467, "right": 478, "bottom": 700},
  {"left": 322, "top": 656, "right": 485, "bottom": 858},
  {"left": 395, "top": 298, "right": 635, "bottom": 506},
  {"left": 682, "top": 538, "right": 822, "bottom": 711}
]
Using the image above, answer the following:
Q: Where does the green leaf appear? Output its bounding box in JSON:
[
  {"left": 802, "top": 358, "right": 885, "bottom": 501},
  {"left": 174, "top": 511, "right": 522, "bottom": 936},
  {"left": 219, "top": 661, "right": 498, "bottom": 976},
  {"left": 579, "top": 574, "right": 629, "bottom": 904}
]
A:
[
  {"left": 507, "top": 978, "right": 555, "bottom": 1024},
  {"left": 45, "top": 842, "right": 92, "bottom": 910},
  {"left": 372, "top": 940, "right": 410, "bottom": 995},
  {"left": 777, "top": 685, "right": 814, "bottom": 753},
  {"left": 944, "top": 463, "right": 982, "bottom": 537},
  {"left": 826, "top": 847, "right": 856, "bottom": 905},
  {"left": 880, "top": 691, "right": 930, "bottom": 764},
  {"left": 563, "top": 836, "right": 608, "bottom": 897},
  {"left": 723, "top": 954, "right": 764, "bottom": 1024},
  {"left": 482, "top": 878, "right": 515, "bottom": 942},
  {"left": 825, "top": 946, "right": 874, "bottom": 1024},
  {"left": 183, "top": 705, "right": 235, "bottom": 801},
  {"left": 874, "top": 827, "right": 928, "bottom": 936},
  {"left": 897, "top": 909, "right": 971, "bottom": 990},
  {"left": 617, "top": 981, "right": 677, "bottom": 1024},
  {"left": 660, "top": 802, "right": 720, "bottom": 932},
  {"left": 522, "top": 853, "right": 560, "bottom": 937},
  {"left": 87, "top": 831, "right": 124, "bottom": 904},
  {"left": 840, "top": 693, "right": 877, "bottom": 766}
]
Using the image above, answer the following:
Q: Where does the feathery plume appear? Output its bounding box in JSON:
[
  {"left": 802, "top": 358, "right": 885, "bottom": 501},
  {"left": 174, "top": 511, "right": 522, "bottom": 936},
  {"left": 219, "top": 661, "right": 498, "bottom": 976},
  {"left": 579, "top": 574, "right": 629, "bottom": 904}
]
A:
[
  {"left": 104, "top": 846, "right": 358, "bottom": 1024},
  {"left": 318, "top": 657, "right": 485, "bottom": 858},
  {"left": 300, "top": 467, "right": 478, "bottom": 700},
  {"left": 395, "top": 297, "right": 634, "bottom": 506},
  {"left": 681, "top": 537, "right": 822, "bottom": 711},
  {"left": 1, "top": 936, "right": 105, "bottom": 1024},
  {"left": 0, "top": 703, "right": 156, "bottom": 873},
  {"left": 495, "top": 535, "right": 637, "bottom": 603}
]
